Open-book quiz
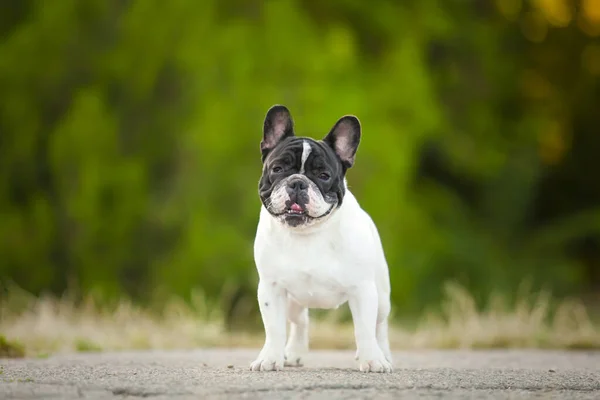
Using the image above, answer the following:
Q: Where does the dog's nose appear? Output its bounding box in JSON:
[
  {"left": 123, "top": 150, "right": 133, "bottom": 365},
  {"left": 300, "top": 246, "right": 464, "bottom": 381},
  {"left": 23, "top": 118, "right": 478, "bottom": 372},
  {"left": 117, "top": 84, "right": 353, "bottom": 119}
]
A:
[{"left": 287, "top": 178, "right": 308, "bottom": 192}]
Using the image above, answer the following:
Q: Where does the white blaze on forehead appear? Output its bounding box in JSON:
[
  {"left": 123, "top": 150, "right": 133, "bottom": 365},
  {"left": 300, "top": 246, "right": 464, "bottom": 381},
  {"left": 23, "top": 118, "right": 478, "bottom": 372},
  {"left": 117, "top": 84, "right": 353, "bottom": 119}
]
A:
[{"left": 299, "top": 140, "right": 312, "bottom": 174}]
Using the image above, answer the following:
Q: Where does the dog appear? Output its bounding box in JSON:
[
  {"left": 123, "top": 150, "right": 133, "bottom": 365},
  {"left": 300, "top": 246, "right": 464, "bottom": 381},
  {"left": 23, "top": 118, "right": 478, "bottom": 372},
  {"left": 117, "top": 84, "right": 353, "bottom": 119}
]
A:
[{"left": 250, "top": 105, "right": 393, "bottom": 373}]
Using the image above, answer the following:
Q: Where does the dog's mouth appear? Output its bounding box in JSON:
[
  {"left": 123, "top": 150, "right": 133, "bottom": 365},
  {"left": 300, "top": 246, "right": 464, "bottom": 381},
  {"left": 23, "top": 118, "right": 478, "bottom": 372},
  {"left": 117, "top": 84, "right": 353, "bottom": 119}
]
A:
[
  {"left": 285, "top": 203, "right": 306, "bottom": 216},
  {"left": 268, "top": 201, "right": 336, "bottom": 222}
]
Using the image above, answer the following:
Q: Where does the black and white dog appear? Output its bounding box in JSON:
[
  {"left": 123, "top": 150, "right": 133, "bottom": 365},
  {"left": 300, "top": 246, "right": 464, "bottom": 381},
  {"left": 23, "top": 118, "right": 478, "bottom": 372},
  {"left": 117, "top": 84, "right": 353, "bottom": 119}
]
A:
[{"left": 251, "top": 105, "right": 393, "bottom": 373}]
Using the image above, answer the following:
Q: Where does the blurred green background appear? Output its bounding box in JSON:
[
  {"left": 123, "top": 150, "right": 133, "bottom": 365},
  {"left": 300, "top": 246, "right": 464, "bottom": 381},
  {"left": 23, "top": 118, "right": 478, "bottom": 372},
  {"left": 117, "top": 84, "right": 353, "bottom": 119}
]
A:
[{"left": 1, "top": 0, "right": 599, "bottom": 326}]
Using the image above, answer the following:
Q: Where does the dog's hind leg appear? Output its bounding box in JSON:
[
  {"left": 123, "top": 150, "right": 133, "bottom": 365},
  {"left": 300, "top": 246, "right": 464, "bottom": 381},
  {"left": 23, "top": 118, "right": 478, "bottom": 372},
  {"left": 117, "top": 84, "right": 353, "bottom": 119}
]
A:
[
  {"left": 284, "top": 296, "right": 309, "bottom": 367},
  {"left": 376, "top": 292, "right": 393, "bottom": 363}
]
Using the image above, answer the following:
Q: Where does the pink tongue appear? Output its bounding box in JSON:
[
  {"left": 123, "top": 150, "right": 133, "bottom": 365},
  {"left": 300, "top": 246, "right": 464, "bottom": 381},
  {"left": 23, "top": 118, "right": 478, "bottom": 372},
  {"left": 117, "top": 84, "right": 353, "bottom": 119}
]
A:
[{"left": 290, "top": 203, "right": 303, "bottom": 212}]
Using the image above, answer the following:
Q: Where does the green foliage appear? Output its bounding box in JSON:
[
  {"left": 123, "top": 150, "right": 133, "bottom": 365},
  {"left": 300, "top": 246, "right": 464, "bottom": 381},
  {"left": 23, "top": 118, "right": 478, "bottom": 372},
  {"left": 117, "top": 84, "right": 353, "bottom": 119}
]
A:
[
  {"left": 75, "top": 339, "right": 102, "bottom": 353},
  {"left": 0, "top": 335, "right": 25, "bottom": 358},
  {"left": 0, "top": 0, "right": 598, "bottom": 324}
]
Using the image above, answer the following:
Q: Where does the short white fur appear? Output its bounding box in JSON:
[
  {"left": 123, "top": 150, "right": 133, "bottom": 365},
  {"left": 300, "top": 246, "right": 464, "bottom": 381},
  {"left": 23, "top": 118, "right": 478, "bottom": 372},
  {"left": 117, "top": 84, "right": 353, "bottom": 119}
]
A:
[
  {"left": 299, "top": 140, "right": 312, "bottom": 174},
  {"left": 250, "top": 182, "right": 393, "bottom": 373}
]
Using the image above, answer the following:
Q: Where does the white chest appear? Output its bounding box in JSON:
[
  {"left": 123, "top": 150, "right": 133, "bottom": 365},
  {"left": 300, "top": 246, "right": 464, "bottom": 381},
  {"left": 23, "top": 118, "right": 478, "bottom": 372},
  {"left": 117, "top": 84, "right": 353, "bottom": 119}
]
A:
[
  {"left": 280, "top": 255, "right": 349, "bottom": 309},
  {"left": 254, "top": 196, "right": 382, "bottom": 310},
  {"left": 255, "top": 233, "right": 355, "bottom": 309}
]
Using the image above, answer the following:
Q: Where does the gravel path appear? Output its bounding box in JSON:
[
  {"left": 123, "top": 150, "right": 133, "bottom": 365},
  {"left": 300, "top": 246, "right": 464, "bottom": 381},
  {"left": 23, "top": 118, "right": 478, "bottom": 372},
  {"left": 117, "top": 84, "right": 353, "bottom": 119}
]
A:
[{"left": 1, "top": 349, "right": 599, "bottom": 399}]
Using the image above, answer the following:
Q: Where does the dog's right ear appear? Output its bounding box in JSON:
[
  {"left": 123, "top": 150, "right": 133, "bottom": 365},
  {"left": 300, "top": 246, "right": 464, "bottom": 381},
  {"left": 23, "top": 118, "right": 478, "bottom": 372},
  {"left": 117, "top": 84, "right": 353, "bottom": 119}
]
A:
[{"left": 261, "top": 105, "right": 294, "bottom": 162}]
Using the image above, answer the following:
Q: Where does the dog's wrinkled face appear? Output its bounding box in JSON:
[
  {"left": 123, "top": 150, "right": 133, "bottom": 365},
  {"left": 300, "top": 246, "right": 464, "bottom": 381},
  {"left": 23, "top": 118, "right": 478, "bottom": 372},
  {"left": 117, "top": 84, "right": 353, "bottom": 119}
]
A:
[{"left": 258, "top": 105, "right": 361, "bottom": 228}]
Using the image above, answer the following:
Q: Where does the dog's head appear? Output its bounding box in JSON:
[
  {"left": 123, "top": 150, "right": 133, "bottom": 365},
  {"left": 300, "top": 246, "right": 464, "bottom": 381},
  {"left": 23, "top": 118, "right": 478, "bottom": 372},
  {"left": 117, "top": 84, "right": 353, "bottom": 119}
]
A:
[{"left": 258, "top": 105, "right": 361, "bottom": 229}]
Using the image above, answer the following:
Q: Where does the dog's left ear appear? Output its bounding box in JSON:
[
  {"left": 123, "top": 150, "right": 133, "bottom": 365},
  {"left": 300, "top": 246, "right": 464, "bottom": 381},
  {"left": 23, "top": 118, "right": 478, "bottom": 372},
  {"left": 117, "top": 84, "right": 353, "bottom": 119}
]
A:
[{"left": 324, "top": 115, "right": 361, "bottom": 169}]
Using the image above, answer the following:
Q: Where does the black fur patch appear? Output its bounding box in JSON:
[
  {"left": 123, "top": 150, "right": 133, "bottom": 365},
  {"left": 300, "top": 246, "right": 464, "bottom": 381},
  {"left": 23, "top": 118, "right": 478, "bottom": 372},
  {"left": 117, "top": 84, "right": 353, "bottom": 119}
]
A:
[{"left": 258, "top": 137, "right": 346, "bottom": 212}]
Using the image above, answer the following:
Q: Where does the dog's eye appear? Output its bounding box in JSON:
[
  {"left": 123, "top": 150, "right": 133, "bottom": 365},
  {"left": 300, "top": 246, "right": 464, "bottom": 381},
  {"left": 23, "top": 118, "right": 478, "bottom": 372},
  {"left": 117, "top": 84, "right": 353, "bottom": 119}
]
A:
[
  {"left": 272, "top": 166, "right": 283, "bottom": 173},
  {"left": 318, "top": 172, "right": 330, "bottom": 181}
]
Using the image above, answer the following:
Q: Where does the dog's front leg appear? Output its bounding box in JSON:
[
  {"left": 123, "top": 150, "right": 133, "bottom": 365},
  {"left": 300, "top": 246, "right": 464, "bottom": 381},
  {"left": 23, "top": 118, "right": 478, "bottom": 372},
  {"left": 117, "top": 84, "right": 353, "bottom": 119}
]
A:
[
  {"left": 348, "top": 281, "right": 393, "bottom": 373},
  {"left": 250, "top": 279, "right": 287, "bottom": 371}
]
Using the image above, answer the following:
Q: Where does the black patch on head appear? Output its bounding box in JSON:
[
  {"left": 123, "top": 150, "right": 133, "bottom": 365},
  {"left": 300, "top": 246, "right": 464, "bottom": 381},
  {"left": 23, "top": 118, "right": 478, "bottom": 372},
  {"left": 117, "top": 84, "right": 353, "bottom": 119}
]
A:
[
  {"left": 258, "top": 106, "right": 362, "bottom": 222},
  {"left": 257, "top": 138, "right": 346, "bottom": 215}
]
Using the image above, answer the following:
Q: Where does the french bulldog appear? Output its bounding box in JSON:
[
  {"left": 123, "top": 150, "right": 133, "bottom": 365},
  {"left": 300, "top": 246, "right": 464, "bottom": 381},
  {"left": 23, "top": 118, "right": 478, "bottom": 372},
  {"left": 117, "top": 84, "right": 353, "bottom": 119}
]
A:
[{"left": 250, "top": 105, "right": 393, "bottom": 373}]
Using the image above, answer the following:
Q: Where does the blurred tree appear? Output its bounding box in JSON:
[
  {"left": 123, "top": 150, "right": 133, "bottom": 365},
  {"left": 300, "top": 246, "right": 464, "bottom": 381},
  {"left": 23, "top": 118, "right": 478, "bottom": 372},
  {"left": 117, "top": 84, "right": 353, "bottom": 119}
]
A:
[{"left": 0, "top": 0, "right": 598, "bottom": 323}]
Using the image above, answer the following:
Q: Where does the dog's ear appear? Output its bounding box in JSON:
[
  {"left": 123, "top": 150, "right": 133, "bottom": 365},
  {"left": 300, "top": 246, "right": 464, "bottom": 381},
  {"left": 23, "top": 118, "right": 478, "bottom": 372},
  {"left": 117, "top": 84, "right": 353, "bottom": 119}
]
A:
[
  {"left": 261, "top": 105, "right": 294, "bottom": 161},
  {"left": 323, "top": 115, "right": 361, "bottom": 169}
]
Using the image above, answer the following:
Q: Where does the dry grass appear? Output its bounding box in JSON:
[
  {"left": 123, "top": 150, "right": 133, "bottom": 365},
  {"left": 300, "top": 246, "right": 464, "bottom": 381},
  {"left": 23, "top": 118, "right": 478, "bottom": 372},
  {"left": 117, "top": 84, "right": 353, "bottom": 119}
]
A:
[
  {"left": 408, "top": 283, "right": 599, "bottom": 349},
  {"left": 1, "top": 282, "right": 598, "bottom": 357}
]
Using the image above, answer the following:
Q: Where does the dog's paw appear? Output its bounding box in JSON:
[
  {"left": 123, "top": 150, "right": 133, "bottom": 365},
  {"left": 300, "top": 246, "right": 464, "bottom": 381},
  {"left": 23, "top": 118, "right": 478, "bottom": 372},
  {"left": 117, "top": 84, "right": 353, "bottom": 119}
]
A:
[
  {"left": 357, "top": 349, "right": 393, "bottom": 373},
  {"left": 384, "top": 350, "right": 393, "bottom": 364},
  {"left": 284, "top": 343, "right": 307, "bottom": 367},
  {"left": 250, "top": 348, "right": 285, "bottom": 372}
]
